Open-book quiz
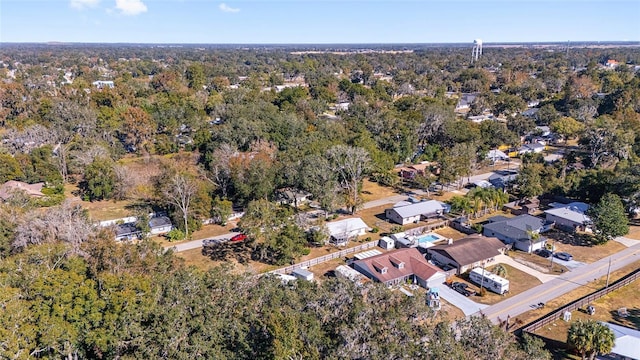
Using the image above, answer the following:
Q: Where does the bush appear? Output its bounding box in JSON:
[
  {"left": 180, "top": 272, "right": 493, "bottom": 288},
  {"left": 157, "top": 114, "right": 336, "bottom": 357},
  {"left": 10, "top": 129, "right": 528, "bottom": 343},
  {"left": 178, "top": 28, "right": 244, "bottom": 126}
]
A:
[
  {"left": 390, "top": 225, "right": 403, "bottom": 234},
  {"left": 166, "top": 229, "right": 185, "bottom": 242},
  {"left": 478, "top": 288, "right": 487, "bottom": 297},
  {"left": 371, "top": 227, "right": 379, "bottom": 233}
]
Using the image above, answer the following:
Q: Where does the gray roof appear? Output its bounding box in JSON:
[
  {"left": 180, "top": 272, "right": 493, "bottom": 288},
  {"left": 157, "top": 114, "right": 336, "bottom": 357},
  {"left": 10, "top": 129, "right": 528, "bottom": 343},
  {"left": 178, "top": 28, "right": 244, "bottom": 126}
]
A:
[
  {"left": 390, "top": 200, "right": 445, "bottom": 219},
  {"left": 483, "top": 214, "right": 546, "bottom": 241},
  {"left": 544, "top": 206, "right": 591, "bottom": 224},
  {"left": 149, "top": 216, "right": 172, "bottom": 228},
  {"left": 602, "top": 322, "right": 640, "bottom": 360},
  {"left": 115, "top": 223, "right": 140, "bottom": 237}
]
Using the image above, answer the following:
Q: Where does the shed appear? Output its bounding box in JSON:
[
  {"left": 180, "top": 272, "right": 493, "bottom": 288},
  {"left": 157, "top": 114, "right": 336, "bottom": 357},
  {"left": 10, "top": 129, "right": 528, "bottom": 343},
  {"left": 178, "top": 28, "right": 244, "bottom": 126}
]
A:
[
  {"left": 292, "top": 268, "right": 314, "bottom": 281},
  {"left": 378, "top": 236, "right": 395, "bottom": 250}
]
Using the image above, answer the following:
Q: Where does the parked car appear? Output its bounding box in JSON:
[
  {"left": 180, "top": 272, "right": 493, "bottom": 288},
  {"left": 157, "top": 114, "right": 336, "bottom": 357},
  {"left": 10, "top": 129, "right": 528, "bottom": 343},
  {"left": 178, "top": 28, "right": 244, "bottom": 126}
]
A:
[
  {"left": 554, "top": 252, "right": 573, "bottom": 261},
  {"left": 451, "top": 282, "right": 475, "bottom": 297},
  {"left": 534, "top": 249, "right": 552, "bottom": 258},
  {"left": 230, "top": 233, "right": 247, "bottom": 242}
]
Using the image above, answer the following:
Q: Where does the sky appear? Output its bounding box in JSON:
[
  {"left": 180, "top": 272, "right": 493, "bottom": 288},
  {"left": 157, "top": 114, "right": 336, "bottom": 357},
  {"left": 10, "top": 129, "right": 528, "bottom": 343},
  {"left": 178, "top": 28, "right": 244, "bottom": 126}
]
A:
[{"left": 1, "top": 0, "right": 639, "bottom": 44}]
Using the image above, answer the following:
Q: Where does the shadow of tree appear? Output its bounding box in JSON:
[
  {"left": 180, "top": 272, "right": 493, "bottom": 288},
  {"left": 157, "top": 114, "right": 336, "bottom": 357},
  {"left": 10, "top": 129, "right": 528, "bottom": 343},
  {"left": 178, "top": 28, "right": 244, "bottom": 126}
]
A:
[
  {"left": 609, "top": 307, "right": 640, "bottom": 329},
  {"left": 202, "top": 241, "right": 253, "bottom": 264}
]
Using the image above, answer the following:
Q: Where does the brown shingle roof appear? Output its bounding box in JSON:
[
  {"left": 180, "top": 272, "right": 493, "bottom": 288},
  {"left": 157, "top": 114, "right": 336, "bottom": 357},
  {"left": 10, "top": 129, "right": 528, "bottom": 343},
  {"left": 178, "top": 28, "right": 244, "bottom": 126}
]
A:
[
  {"left": 428, "top": 235, "right": 505, "bottom": 266},
  {"left": 354, "top": 248, "right": 443, "bottom": 284}
]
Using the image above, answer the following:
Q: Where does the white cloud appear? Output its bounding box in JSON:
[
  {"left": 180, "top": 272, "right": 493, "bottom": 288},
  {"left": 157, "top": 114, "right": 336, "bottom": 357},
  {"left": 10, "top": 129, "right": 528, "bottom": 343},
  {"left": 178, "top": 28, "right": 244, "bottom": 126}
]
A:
[
  {"left": 115, "top": 0, "right": 148, "bottom": 15},
  {"left": 219, "top": 3, "right": 240, "bottom": 13},
  {"left": 70, "top": 0, "right": 100, "bottom": 10}
]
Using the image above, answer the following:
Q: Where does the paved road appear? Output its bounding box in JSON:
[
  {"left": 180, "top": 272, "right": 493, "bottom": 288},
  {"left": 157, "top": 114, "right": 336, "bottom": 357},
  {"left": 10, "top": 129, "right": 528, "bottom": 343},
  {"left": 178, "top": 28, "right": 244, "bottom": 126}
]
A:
[
  {"left": 438, "top": 285, "right": 489, "bottom": 316},
  {"left": 476, "top": 242, "right": 640, "bottom": 324},
  {"left": 167, "top": 232, "right": 241, "bottom": 252}
]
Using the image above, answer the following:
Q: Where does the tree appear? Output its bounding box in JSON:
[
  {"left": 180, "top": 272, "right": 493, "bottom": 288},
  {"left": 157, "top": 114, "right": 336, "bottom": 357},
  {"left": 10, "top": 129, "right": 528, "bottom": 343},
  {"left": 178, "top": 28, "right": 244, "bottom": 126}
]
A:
[
  {"left": 567, "top": 319, "right": 615, "bottom": 360},
  {"left": 0, "top": 153, "right": 24, "bottom": 183},
  {"left": 162, "top": 173, "right": 199, "bottom": 239},
  {"left": 120, "top": 106, "right": 154, "bottom": 153},
  {"left": 517, "top": 163, "right": 544, "bottom": 199},
  {"left": 551, "top": 116, "right": 585, "bottom": 141},
  {"left": 588, "top": 193, "right": 629, "bottom": 244},
  {"left": 326, "top": 145, "right": 370, "bottom": 214},
  {"left": 81, "top": 157, "right": 116, "bottom": 201}
]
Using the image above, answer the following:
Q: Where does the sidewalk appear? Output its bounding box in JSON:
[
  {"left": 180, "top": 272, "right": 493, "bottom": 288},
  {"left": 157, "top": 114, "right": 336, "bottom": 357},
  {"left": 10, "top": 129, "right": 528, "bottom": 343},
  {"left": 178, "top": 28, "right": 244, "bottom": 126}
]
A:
[{"left": 495, "top": 254, "right": 557, "bottom": 283}]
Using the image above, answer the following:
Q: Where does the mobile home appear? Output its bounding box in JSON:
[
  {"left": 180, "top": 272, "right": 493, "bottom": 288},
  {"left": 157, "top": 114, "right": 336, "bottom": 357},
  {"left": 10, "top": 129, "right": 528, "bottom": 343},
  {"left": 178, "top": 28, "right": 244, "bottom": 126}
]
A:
[{"left": 468, "top": 267, "right": 509, "bottom": 295}]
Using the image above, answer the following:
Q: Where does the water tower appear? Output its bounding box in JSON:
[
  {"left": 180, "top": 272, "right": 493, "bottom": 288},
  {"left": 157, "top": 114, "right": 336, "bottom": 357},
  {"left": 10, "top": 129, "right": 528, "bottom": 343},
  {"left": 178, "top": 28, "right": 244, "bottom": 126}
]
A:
[{"left": 472, "top": 39, "right": 483, "bottom": 62}]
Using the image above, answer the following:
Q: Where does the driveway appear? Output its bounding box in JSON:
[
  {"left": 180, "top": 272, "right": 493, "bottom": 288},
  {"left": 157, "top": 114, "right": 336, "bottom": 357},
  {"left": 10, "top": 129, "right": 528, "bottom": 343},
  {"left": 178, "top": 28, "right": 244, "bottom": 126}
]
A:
[
  {"left": 551, "top": 257, "right": 586, "bottom": 270},
  {"left": 438, "top": 284, "right": 489, "bottom": 316},
  {"left": 166, "top": 232, "right": 240, "bottom": 252}
]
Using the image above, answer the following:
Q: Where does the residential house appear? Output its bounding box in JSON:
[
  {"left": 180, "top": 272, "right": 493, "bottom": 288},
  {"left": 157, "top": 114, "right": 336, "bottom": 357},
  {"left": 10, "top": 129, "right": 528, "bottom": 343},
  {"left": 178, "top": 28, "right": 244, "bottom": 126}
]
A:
[
  {"left": 115, "top": 223, "right": 141, "bottom": 242},
  {"left": 399, "top": 162, "right": 438, "bottom": 179},
  {"left": 544, "top": 202, "right": 592, "bottom": 233},
  {"left": 426, "top": 235, "right": 507, "bottom": 275},
  {"left": 503, "top": 197, "right": 541, "bottom": 216},
  {"left": 353, "top": 248, "right": 446, "bottom": 288},
  {"left": 326, "top": 217, "right": 369, "bottom": 246},
  {"left": 455, "top": 93, "right": 478, "bottom": 112},
  {"left": 92, "top": 80, "right": 114, "bottom": 89},
  {"left": 385, "top": 200, "right": 450, "bottom": 225},
  {"left": 468, "top": 114, "right": 495, "bottom": 123},
  {"left": 482, "top": 214, "right": 552, "bottom": 252},
  {"left": 149, "top": 216, "right": 173, "bottom": 235},
  {"left": 276, "top": 188, "right": 312, "bottom": 208},
  {"left": 488, "top": 170, "right": 518, "bottom": 189},
  {"left": 0, "top": 180, "right": 45, "bottom": 201},
  {"left": 601, "top": 322, "right": 640, "bottom": 360},
  {"left": 518, "top": 142, "right": 546, "bottom": 155},
  {"left": 486, "top": 149, "right": 509, "bottom": 162}
]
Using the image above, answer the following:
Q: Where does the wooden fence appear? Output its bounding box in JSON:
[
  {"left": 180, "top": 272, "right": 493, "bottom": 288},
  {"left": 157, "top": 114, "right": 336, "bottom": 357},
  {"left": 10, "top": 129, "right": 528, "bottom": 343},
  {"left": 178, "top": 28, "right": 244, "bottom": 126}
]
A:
[
  {"left": 267, "top": 240, "right": 380, "bottom": 275},
  {"left": 518, "top": 268, "right": 640, "bottom": 335}
]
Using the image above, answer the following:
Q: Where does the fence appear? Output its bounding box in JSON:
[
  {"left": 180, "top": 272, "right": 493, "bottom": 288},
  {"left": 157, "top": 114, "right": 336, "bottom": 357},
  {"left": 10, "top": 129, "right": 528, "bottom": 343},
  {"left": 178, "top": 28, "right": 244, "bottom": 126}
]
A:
[
  {"left": 404, "top": 219, "right": 450, "bottom": 236},
  {"left": 518, "top": 268, "right": 640, "bottom": 335},
  {"left": 267, "top": 240, "right": 380, "bottom": 275}
]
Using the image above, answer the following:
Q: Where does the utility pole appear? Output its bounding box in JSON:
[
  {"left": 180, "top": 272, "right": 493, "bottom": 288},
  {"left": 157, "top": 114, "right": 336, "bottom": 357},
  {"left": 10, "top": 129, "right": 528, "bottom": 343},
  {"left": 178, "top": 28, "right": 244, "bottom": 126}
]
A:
[{"left": 606, "top": 257, "right": 612, "bottom": 287}]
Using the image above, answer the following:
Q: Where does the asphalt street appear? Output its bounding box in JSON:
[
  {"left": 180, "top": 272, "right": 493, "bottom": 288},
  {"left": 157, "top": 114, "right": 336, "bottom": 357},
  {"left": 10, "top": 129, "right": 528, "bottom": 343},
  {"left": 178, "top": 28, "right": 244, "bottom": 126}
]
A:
[{"left": 476, "top": 242, "right": 640, "bottom": 324}]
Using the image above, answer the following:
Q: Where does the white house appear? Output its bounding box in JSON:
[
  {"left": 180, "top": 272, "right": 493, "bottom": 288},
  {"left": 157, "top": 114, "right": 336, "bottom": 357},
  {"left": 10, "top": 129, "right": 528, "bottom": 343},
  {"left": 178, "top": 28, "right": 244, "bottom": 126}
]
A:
[
  {"left": 518, "top": 142, "right": 546, "bottom": 155},
  {"left": 385, "top": 200, "right": 449, "bottom": 225},
  {"left": 326, "top": 217, "right": 369, "bottom": 246},
  {"left": 92, "top": 80, "right": 114, "bottom": 89},
  {"left": 601, "top": 322, "right": 640, "bottom": 360},
  {"left": 486, "top": 149, "right": 509, "bottom": 162},
  {"left": 545, "top": 202, "right": 591, "bottom": 233},
  {"left": 149, "top": 216, "right": 173, "bottom": 235}
]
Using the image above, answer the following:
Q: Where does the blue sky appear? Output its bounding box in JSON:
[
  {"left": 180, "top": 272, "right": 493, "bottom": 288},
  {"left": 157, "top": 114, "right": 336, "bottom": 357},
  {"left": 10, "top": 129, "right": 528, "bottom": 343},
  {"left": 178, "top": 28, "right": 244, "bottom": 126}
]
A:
[{"left": 1, "top": 1, "right": 639, "bottom": 43}]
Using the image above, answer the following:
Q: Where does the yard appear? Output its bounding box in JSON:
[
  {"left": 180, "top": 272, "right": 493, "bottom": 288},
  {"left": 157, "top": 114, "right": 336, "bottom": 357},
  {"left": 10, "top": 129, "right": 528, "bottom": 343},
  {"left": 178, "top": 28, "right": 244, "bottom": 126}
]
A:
[
  {"left": 360, "top": 178, "right": 401, "bottom": 202},
  {"left": 544, "top": 229, "right": 628, "bottom": 264},
  {"left": 509, "top": 251, "right": 569, "bottom": 274},
  {"left": 65, "top": 183, "right": 137, "bottom": 221},
  {"left": 449, "top": 264, "right": 542, "bottom": 306}
]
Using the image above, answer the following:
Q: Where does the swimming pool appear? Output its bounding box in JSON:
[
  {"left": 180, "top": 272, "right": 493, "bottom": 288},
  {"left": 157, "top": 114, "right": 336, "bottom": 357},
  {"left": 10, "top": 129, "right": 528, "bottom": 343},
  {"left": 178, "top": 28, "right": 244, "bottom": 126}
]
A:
[{"left": 417, "top": 234, "right": 441, "bottom": 243}]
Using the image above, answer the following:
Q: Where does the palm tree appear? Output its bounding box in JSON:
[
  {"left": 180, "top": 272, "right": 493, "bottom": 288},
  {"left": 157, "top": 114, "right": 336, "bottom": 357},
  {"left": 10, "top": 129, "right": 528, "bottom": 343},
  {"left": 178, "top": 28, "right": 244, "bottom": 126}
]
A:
[
  {"left": 493, "top": 264, "right": 507, "bottom": 277},
  {"left": 567, "top": 320, "right": 615, "bottom": 360},
  {"left": 468, "top": 188, "right": 485, "bottom": 218},
  {"left": 448, "top": 196, "right": 473, "bottom": 217}
]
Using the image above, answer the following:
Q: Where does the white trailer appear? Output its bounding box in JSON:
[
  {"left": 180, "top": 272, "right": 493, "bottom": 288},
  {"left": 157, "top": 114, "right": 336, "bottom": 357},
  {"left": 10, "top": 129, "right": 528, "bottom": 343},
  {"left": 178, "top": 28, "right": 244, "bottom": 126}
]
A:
[{"left": 469, "top": 267, "right": 509, "bottom": 295}]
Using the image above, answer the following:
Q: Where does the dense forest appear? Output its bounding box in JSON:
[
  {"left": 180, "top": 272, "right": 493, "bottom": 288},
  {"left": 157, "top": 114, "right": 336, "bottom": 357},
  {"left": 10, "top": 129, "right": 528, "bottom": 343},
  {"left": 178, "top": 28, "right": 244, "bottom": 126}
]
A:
[{"left": 0, "top": 43, "right": 639, "bottom": 358}]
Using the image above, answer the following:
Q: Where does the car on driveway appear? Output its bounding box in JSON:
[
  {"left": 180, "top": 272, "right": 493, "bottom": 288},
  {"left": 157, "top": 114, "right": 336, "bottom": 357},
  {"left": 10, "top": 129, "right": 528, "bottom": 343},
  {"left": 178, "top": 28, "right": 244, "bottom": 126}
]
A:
[
  {"left": 451, "top": 282, "right": 476, "bottom": 297},
  {"left": 230, "top": 233, "right": 247, "bottom": 242},
  {"left": 554, "top": 252, "right": 573, "bottom": 261},
  {"left": 534, "top": 249, "right": 552, "bottom": 258}
]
